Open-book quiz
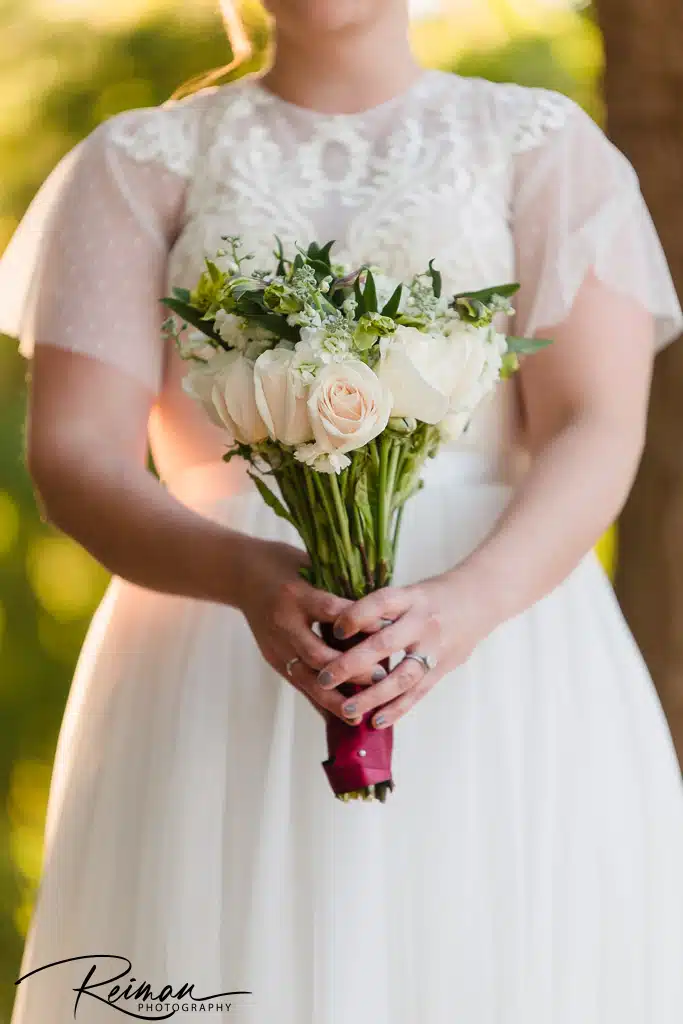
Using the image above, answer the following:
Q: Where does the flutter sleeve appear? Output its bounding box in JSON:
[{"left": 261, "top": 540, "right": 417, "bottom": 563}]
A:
[
  {"left": 0, "top": 101, "right": 197, "bottom": 394},
  {"left": 510, "top": 95, "right": 683, "bottom": 352}
]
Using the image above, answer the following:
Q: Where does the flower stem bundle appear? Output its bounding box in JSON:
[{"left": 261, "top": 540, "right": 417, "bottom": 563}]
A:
[{"left": 162, "top": 237, "right": 550, "bottom": 801}]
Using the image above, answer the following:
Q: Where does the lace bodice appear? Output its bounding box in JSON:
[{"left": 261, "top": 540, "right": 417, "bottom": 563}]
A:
[{"left": 1, "top": 69, "right": 681, "bottom": 493}]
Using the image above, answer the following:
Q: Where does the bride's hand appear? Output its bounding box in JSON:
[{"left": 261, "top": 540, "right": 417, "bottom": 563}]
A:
[
  {"left": 316, "top": 570, "right": 495, "bottom": 729},
  {"left": 234, "top": 537, "right": 385, "bottom": 722}
]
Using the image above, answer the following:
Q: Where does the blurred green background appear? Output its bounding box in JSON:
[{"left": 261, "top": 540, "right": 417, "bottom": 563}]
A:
[{"left": 0, "top": 0, "right": 611, "bottom": 1015}]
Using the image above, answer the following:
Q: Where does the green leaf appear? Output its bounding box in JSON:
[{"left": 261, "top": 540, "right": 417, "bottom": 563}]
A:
[
  {"left": 160, "top": 298, "right": 224, "bottom": 345},
  {"left": 247, "top": 313, "right": 300, "bottom": 342},
  {"left": 172, "top": 287, "right": 191, "bottom": 302},
  {"left": 273, "top": 236, "right": 286, "bottom": 277},
  {"left": 292, "top": 253, "right": 305, "bottom": 273},
  {"left": 428, "top": 259, "right": 442, "bottom": 299},
  {"left": 354, "top": 277, "right": 366, "bottom": 317},
  {"left": 452, "top": 283, "right": 520, "bottom": 304},
  {"left": 363, "top": 270, "right": 378, "bottom": 313},
  {"left": 205, "top": 258, "right": 223, "bottom": 284},
  {"left": 505, "top": 335, "right": 553, "bottom": 354},
  {"left": 381, "top": 283, "right": 403, "bottom": 319},
  {"left": 499, "top": 352, "right": 520, "bottom": 378},
  {"left": 318, "top": 240, "right": 336, "bottom": 267},
  {"left": 248, "top": 473, "right": 294, "bottom": 525}
]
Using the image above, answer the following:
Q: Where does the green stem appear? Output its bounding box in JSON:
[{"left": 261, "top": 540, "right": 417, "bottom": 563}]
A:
[
  {"left": 312, "top": 472, "right": 353, "bottom": 598},
  {"left": 329, "top": 472, "right": 364, "bottom": 597},
  {"left": 376, "top": 435, "right": 391, "bottom": 587},
  {"left": 392, "top": 502, "right": 406, "bottom": 556}
]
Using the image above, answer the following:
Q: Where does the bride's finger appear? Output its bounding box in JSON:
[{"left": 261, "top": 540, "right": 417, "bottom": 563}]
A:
[
  {"left": 285, "top": 613, "right": 387, "bottom": 684},
  {"left": 298, "top": 583, "right": 352, "bottom": 624},
  {"left": 284, "top": 657, "right": 362, "bottom": 724},
  {"left": 330, "top": 587, "right": 413, "bottom": 641},
  {"left": 337, "top": 654, "right": 429, "bottom": 720},
  {"left": 318, "top": 610, "right": 424, "bottom": 690}
]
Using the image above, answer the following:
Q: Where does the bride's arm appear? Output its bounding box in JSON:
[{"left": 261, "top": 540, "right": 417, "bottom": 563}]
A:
[
  {"left": 455, "top": 269, "right": 654, "bottom": 622},
  {"left": 26, "top": 344, "right": 265, "bottom": 606}
]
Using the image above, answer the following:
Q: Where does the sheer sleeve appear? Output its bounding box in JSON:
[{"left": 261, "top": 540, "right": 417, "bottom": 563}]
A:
[
  {"left": 511, "top": 98, "right": 683, "bottom": 352},
  {"left": 0, "top": 104, "right": 195, "bottom": 394}
]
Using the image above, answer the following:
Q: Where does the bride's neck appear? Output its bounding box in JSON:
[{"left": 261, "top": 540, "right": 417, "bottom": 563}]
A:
[{"left": 261, "top": 16, "right": 421, "bottom": 115}]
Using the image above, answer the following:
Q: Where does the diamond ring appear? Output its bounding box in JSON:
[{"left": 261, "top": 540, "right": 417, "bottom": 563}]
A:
[
  {"left": 285, "top": 657, "right": 301, "bottom": 677},
  {"left": 403, "top": 651, "right": 438, "bottom": 673}
]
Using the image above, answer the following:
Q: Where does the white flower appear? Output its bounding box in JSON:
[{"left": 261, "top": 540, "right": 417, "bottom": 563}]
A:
[
  {"left": 293, "top": 444, "right": 351, "bottom": 474},
  {"left": 378, "top": 323, "right": 503, "bottom": 425},
  {"left": 213, "top": 254, "right": 239, "bottom": 275},
  {"left": 213, "top": 310, "right": 278, "bottom": 361},
  {"left": 182, "top": 353, "right": 232, "bottom": 428},
  {"left": 178, "top": 330, "right": 216, "bottom": 362},
  {"left": 438, "top": 410, "right": 471, "bottom": 442},
  {"left": 304, "top": 360, "right": 393, "bottom": 467},
  {"left": 253, "top": 348, "right": 313, "bottom": 446},
  {"left": 299, "top": 325, "right": 351, "bottom": 361},
  {"left": 214, "top": 310, "right": 246, "bottom": 349},
  {"left": 184, "top": 350, "right": 268, "bottom": 443}
]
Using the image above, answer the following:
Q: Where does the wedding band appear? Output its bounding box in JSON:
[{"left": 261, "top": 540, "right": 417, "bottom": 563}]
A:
[
  {"left": 403, "top": 651, "right": 438, "bottom": 673},
  {"left": 285, "top": 657, "right": 300, "bottom": 677}
]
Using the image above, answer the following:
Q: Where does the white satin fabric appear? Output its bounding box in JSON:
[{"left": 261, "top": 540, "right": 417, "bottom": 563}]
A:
[{"left": 4, "top": 70, "right": 683, "bottom": 1023}]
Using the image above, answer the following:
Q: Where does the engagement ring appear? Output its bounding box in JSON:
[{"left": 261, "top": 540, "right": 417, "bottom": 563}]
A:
[
  {"left": 285, "top": 657, "right": 300, "bottom": 677},
  {"left": 403, "top": 651, "right": 438, "bottom": 673}
]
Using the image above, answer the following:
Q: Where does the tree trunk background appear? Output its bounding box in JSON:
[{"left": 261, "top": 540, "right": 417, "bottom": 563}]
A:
[{"left": 594, "top": 0, "right": 683, "bottom": 765}]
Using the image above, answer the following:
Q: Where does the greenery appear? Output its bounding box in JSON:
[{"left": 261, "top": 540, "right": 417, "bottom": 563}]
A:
[{"left": 0, "top": 1, "right": 607, "bottom": 1017}]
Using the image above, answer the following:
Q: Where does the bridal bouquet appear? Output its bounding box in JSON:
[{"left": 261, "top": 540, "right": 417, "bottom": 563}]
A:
[{"left": 162, "top": 237, "right": 548, "bottom": 802}]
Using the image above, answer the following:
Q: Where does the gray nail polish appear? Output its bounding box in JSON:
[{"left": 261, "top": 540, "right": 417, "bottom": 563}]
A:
[
  {"left": 371, "top": 666, "right": 387, "bottom": 682},
  {"left": 374, "top": 714, "right": 386, "bottom": 727},
  {"left": 318, "top": 670, "right": 333, "bottom": 688},
  {"left": 343, "top": 703, "right": 357, "bottom": 716},
  {"left": 333, "top": 623, "right": 346, "bottom": 640}
]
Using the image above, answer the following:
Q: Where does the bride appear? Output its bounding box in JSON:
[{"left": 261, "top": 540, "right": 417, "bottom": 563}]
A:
[{"left": 3, "top": 1, "right": 683, "bottom": 1021}]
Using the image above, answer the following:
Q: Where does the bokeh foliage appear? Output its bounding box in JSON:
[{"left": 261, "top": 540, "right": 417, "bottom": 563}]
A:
[{"left": 0, "top": 1, "right": 604, "bottom": 1016}]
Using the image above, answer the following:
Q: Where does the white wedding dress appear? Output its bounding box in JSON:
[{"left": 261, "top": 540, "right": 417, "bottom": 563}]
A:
[{"left": 3, "top": 68, "right": 683, "bottom": 1023}]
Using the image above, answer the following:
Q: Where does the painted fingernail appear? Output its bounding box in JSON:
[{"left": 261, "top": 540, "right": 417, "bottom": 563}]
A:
[
  {"left": 318, "top": 670, "right": 333, "bottom": 688},
  {"left": 371, "top": 666, "right": 387, "bottom": 682},
  {"left": 343, "top": 702, "right": 357, "bottom": 716},
  {"left": 374, "top": 714, "right": 386, "bottom": 728},
  {"left": 333, "top": 624, "right": 346, "bottom": 640}
]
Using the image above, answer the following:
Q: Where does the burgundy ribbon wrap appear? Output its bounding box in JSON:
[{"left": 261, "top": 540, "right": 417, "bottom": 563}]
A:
[{"left": 319, "top": 624, "right": 394, "bottom": 798}]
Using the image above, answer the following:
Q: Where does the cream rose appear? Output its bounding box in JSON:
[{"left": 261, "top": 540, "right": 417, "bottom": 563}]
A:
[
  {"left": 184, "top": 350, "right": 268, "bottom": 443},
  {"left": 378, "top": 323, "right": 500, "bottom": 424},
  {"left": 253, "top": 348, "right": 313, "bottom": 446},
  {"left": 306, "top": 360, "right": 393, "bottom": 461},
  {"left": 182, "top": 352, "right": 231, "bottom": 429}
]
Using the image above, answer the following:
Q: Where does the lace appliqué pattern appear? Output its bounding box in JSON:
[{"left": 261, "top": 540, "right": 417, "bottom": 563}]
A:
[
  {"left": 103, "top": 72, "right": 575, "bottom": 298},
  {"left": 106, "top": 94, "right": 208, "bottom": 180}
]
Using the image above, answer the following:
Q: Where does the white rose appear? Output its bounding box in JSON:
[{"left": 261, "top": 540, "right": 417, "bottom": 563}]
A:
[
  {"left": 306, "top": 360, "right": 393, "bottom": 461},
  {"left": 253, "top": 348, "right": 313, "bottom": 446},
  {"left": 379, "top": 323, "right": 500, "bottom": 424},
  {"left": 182, "top": 351, "right": 233, "bottom": 429},
  {"left": 185, "top": 350, "right": 268, "bottom": 443}
]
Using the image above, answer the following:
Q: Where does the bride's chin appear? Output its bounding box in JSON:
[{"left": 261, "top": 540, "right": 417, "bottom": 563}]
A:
[{"left": 266, "top": 0, "right": 379, "bottom": 34}]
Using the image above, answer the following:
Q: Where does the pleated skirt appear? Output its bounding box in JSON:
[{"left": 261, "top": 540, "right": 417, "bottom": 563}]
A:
[{"left": 11, "top": 451, "right": 683, "bottom": 1023}]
